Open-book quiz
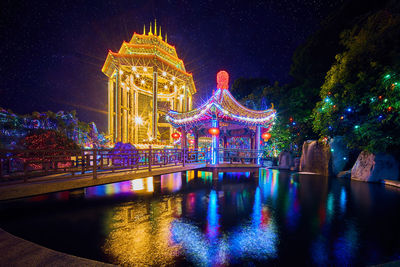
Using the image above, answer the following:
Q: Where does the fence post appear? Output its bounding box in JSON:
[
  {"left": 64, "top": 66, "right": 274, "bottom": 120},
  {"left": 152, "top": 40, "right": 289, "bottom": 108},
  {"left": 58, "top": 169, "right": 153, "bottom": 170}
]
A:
[
  {"left": 182, "top": 147, "right": 185, "bottom": 167},
  {"left": 93, "top": 149, "right": 97, "bottom": 179},
  {"left": 0, "top": 157, "right": 2, "bottom": 180},
  {"left": 81, "top": 150, "right": 85, "bottom": 174},
  {"left": 148, "top": 146, "right": 152, "bottom": 172}
]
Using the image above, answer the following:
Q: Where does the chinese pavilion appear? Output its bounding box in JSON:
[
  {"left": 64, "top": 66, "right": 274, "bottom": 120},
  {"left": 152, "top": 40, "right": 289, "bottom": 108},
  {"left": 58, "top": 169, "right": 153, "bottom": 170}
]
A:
[
  {"left": 102, "top": 20, "right": 196, "bottom": 146},
  {"left": 166, "top": 71, "right": 276, "bottom": 164}
]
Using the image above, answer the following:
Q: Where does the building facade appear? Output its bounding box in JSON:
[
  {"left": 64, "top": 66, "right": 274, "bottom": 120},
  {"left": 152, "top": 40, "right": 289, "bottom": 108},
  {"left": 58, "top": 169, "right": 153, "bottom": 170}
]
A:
[{"left": 102, "top": 21, "right": 196, "bottom": 145}]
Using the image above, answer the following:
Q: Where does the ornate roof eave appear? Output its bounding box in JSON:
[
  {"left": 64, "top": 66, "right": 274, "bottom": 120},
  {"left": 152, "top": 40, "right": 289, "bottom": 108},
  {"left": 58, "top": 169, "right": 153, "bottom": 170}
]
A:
[
  {"left": 166, "top": 90, "right": 276, "bottom": 128},
  {"left": 120, "top": 41, "right": 186, "bottom": 71},
  {"left": 101, "top": 52, "right": 196, "bottom": 95}
]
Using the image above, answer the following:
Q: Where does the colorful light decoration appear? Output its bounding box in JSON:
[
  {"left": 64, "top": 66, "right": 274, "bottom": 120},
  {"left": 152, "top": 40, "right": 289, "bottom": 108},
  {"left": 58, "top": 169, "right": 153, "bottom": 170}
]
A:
[
  {"left": 262, "top": 132, "right": 271, "bottom": 141},
  {"left": 171, "top": 132, "right": 181, "bottom": 139},
  {"left": 166, "top": 89, "right": 276, "bottom": 127},
  {"left": 208, "top": 127, "right": 220, "bottom": 136}
]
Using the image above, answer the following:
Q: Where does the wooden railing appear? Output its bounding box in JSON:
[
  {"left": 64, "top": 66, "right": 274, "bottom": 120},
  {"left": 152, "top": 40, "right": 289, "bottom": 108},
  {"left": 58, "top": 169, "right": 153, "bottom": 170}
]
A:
[
  {"left": 0, "top": 147, "right": 265, "bottom": 183},
  {"left": 217, "top": 148, "right": 264, "bottom": 164},
  {"left": 0, "top": 147, "right": 207, "bottom": 182}
]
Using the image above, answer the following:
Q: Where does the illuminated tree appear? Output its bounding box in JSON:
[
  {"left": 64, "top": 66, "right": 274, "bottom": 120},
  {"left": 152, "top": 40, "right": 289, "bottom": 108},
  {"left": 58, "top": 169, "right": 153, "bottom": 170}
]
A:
[{"left": 313, "top": 10, "right": 400, "bottom": 153}]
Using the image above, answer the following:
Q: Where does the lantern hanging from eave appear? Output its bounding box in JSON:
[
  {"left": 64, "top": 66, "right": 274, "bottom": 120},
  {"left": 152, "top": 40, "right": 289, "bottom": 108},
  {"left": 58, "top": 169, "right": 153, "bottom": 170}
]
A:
[
  {"left": 262, "top": 132, "right": 271, "bottom": 141},
  {"left": 208, "top": 127, "right": 220, "bottom": 136},
  {"left": 172, "top": 132, "right": 181, "bottom": 139}
]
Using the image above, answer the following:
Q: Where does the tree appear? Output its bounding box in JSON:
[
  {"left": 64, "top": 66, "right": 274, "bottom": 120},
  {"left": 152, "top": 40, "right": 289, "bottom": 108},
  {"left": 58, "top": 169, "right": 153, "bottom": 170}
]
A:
[{"left": 312, "top": 10, "right": 400, "bottom": 153}]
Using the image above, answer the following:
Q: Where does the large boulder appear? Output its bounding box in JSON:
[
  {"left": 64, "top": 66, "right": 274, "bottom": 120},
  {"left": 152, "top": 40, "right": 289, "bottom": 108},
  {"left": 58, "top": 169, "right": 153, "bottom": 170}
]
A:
[
  {"left": 351, "top": 151, "right": 399, "bottom": 182},
  {"left": 329, "top": 136, "right": 350, "bottom": 175},
  {"left": 300, "top": 140, "right": 331, "bottom": 176},
  {"left": 278, "top": 151, "right": 293, "bottom": 169}
]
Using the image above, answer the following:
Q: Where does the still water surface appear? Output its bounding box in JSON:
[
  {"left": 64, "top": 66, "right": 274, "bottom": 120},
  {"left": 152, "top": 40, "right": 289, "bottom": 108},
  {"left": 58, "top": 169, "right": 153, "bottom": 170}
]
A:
[{"left": 1, "top": 169, "right": 400, "bottom": 266}]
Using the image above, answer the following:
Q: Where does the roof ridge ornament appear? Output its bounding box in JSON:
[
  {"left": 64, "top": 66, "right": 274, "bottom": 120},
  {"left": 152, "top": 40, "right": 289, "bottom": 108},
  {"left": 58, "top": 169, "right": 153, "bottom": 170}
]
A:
[{"left": 217, "top": 70, "right": 229, "bottom": 90}]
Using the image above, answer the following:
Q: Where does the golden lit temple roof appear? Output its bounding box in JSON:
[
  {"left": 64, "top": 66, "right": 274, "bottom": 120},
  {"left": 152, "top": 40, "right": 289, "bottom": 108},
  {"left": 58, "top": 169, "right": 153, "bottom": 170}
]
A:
[{"left": 102, "top": 20, "right": 196, "bottom": 95}]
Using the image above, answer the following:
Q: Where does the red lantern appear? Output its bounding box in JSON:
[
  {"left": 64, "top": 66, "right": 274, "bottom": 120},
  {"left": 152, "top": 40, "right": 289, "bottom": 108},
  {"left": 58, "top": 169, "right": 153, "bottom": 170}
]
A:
[
  {"left": 262, "top": 132, "right": 271, "bottom": 141},
  {"left": 171, "top": 132, "right": 181, "bottom": 139},
  {"left": 189, "top": 139, "right": 195, "bottom": 144},
  {"left": 208, "top": 127, "right": 220, "bottom": 136}
]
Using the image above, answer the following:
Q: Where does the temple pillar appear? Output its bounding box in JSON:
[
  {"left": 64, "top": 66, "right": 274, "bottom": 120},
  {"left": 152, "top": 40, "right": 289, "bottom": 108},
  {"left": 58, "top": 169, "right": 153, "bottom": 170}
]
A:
[
  {"left": 211, "top": 119, "right": 219, "bottom": 165},
  {"left": 152, "top": 67, "right": 158, "bottom": 140},
  {"left": 134, "top": 90, "right": 139, "bottom": 144},
  {"left": 108, "top": 78, "right": 114, "bottom": 140},
  {"left": 256, "top": 126, "right": 261, "bottom": 164},
  {"left": 194, "top": 128, "right": 199, "bottom": 150},
  {"left": 180, "top": 128, "right": 187, "bottom": 149},
  {"left": 116, "top": 68, "right": 121, "bottom": 142}
]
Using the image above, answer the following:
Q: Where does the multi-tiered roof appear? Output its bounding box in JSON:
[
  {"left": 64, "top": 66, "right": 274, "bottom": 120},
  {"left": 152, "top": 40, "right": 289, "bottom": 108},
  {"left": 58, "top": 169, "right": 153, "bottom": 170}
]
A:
[{"left": 166, "top": 71, "right": 275, "bottom": 131}]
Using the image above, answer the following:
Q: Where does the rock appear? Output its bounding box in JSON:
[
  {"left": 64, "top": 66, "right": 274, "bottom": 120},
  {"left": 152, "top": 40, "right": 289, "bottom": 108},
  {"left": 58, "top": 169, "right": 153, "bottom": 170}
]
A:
[
  {"left": 351, "top": 151, "right": 399, "bottom": 182},
  {"left": 329, "top": 136, "right": 350, "bottom": 175},
  {"left": 300, "top": 140, "right": 331, "bottom": 176},
  {"left": 263, "top": 160, "right": 273, "bottom": 168},
  {"left": 278, "top": 151, "right": 293, "bottom": 169},
  {"left": 337, "top": 170, "right": 351, "bottom": 179}
]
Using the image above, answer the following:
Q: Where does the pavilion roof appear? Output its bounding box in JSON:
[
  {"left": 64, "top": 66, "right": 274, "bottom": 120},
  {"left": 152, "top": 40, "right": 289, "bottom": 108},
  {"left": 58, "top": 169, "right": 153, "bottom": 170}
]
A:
[{"left": 166, "top": 88, "right": 276, "bottom": 129}]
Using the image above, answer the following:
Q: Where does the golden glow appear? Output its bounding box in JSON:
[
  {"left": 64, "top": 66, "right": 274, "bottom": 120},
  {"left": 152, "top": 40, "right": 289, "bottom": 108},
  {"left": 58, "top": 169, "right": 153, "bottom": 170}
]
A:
[
  {"left": 102, "top": 21, "right": 196, "bottom": 145},
  {"left": 103, "top": 197, "right": 182, "bottom": 266},
  {"left": 135, "top": 116, "right": 143, "bottom": 125}
]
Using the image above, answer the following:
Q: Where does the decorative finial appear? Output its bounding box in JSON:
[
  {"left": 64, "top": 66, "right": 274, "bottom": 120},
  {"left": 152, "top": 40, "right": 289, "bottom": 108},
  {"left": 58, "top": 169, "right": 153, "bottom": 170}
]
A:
[
  {"left": 216, "top": 70, "right": 229, "bottom": 90},
  {"left": 154, "top": 19, "right": 157, "bottom": 36},
  {"left": 149, "top": 22, "right": 153, "bottom": 35},
  {"left": 159, "top": 26, "right": 162, "bottom": 39},
  {"left": 143, "top": 24, "right": 146, "bottom": 35},
  {"left": 165, "top": 33, "right": 167, "bottom": 43}
]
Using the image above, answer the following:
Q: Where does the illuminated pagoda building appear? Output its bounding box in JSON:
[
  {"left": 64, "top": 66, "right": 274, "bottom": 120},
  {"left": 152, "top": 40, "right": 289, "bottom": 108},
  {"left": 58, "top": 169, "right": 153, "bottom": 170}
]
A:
[
  {"left": 166, "top": 71, "right": 276, "bottom": 164},
  {"left": 102, "top": 20, "right": 196, "bottom": 146}
]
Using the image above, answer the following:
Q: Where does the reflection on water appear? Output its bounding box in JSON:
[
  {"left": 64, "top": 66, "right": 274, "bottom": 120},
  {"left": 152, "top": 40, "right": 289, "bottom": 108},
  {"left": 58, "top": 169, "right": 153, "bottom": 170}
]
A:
[
  {"left": 2, "top": 169, "right": 400, "bottom": 266},
  {"left": 85, "top": 177, "right": 154, "bottom": 197}
]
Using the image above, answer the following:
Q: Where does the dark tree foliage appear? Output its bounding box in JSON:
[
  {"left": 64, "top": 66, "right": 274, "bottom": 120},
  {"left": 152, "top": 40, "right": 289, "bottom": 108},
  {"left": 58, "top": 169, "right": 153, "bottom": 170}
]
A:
[{"left": 313, "top": 9, "right": 400, "bottom": 154}]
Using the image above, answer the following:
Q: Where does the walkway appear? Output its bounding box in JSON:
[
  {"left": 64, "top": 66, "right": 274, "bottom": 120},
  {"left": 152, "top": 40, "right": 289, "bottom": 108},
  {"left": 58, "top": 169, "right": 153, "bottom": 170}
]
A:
[
  {"left": 0, "top": 228, "right": 114, "bottom": 266},
  {"left": 0, "top": 162, "right": 205, "bottom": 201}
]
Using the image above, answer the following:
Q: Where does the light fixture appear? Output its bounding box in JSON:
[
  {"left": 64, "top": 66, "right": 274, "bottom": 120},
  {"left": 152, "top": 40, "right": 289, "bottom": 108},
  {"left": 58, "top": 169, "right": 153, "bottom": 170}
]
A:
[
  {"left": 132, "top": 66, "right": 137, "bottom": 71},
  {"left": 119, "top": 70, "right": 123, "bottom": 75},
  {"left": 141, "top": 80, "right": 145, "bottom": 85},
  {"left": 162, "top": 71, "right": 167, "bottom": 76},
  {"left": 169, "top": 81, "right": 173, "bottom": 85},
  {"left": 135, "top": 116, "right": 143, "bottom": 125},
  {"left": 164, "top": 85, "right": 168, "bottom": 89},
  {"left": 135, "top": 74, "right": 140, "bottom": 78},
  {"left": 143, "top": 67, "right": 148, "bottom": 72},
  {"left": 172, "top": 76, "right": 176, "bottom": 81}
]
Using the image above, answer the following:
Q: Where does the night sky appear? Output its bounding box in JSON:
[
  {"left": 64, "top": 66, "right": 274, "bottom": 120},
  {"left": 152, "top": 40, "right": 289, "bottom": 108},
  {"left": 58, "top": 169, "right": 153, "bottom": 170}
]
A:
[{"left": 0, "top": 0, "right": 344, "bottom": 132}]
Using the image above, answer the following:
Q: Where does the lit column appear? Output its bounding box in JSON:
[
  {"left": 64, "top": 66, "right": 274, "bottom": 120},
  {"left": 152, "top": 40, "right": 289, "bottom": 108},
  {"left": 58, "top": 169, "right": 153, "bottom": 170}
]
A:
[
  {"left": 134, "top": 90, "right": 139, "bottom": 144},
  {"left": 108, "top": 78, "right": 114, "bottom": 140},
  {"left": 256, "top": 126, "right": 261, "bottom": 165},
  {"left": 194, "top": 128, "right": 199, "bottom": 150},
  {"left": 180, "top": 128, "right": 187, "bottom": 149},
  {"left": 183, "top": 86, "right": 187, "bottom": 111},
  {"left": 116, "top": 68, "right": 121, "bottom": 142},
  {"left": 211, "top": 119, "right": 219, "bottom": 165},
  {"left": 152, "top": 68, "right": 158, "bottom": 140}
]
